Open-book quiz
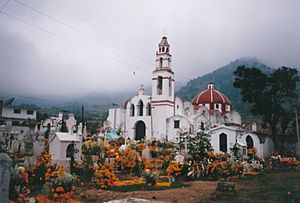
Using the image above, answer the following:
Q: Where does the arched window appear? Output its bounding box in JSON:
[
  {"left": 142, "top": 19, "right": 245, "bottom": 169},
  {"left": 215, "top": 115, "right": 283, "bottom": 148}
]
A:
[
  {"left": 157, "top": 76, "right": 163, "bottom": 95},
  {"left": 246, "top": 135, "right": 254, "bottom": 148},
  {"left": 219, "top": 133, "right": 227, "bottom": 153},
  {"left": 130, "top": 104, "right": 135, "bottom": 117},
  {"left": 159, "top": 57, "right": 163, "bottom": 68},
  {"left": 146, "top": 103, "right": 151, "bottom": 116},
  {"left": 169, "top": 77, "right": 172, "bottom": 96},
  {"left": 138, "top": 100, "right": 143, "bottom": 116},
  {"left": 162, "top": 47, "right": 165, "bottom": 52},
  {"left": 166, "top": 47, "right": 169, "bottom": 53}
]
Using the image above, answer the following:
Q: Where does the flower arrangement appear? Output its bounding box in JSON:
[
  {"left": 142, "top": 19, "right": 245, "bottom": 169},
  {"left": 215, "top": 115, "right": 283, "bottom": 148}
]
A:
[
  {"left": 44, "top": 171, "right": 78, "bottom": 201},
  {"left": 73, "top": 158, "right": 96, "bottom": 181},
  {"left": 207, "top": 160, "right": 230, "bottom": 180},
  {"left": 166, "top": 161, "right": 181, "bottom": 177},
  {"left": 135, "top": 143, "right": 146, "bottom": 153},
  {"left": 82, "top": 140, "right": 101, "bottom": 155},
  {"left": 242, "top": 160, "right": 263, "bottom": 172},
  {"left": 142, "top": 169, "right": 159, "bottom": 186},
  {"left": 279, "top": 157, "right": 300, "bottom": 168},
  {"left": 10, "top": 166, "right": 30, "bottom": 202},
  {"left": 247, "top": 147, "right": 257, "bottom": 155},
  {"left": 29, "top": 149, "right": 52, "bottom": 185},
  {"left": 105, "top": 145, "right": 120, "bottom": 158},
  {"left": 93, "top": 163, "right": 118, "bottom": 189},
  {"left": 142, "top": 158, "right": 155, "bottom": 171},
  {"left": 114, "top": 148, "right": 137, "bottom": 172}
]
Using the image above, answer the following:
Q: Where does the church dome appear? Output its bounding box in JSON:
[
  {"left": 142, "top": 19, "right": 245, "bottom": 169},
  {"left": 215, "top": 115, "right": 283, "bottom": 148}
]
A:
[{"left": 192, "top": 83, "right": 231, "bottom": 114}]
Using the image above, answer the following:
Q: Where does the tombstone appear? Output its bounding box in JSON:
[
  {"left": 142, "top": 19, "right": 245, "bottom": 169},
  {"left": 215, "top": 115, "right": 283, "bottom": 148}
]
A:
[
  {"left": 142, "top": 145, "right": 152, "bottom": 160},
  {"left": 24, "top": 142, "right": 34, "bottom": 155},
  {"left": 0, "top": 153, "right": 12, "bottom": 203},
  {"left": 174, "top": 152, "right": 185, "bottom": 165}
]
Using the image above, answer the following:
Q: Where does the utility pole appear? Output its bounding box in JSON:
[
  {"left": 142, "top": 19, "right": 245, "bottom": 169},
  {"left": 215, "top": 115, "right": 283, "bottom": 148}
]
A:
[
  {"left": 81, "top": 105, "right": 84, "bottom": 134},
  {"left": 295, "top": 110, "right": 300, "bottom": 158}
]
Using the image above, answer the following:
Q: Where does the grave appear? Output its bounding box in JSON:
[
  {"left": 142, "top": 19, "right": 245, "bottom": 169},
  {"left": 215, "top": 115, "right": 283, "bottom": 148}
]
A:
[{"left": 0, "top": 153, "right": 12, "bottom": 203}]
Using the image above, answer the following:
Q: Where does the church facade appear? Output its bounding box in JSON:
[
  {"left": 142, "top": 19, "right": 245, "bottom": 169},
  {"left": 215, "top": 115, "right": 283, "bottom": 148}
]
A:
[{"left": 106, "top": 36, "right": 274, "bottom": 157}]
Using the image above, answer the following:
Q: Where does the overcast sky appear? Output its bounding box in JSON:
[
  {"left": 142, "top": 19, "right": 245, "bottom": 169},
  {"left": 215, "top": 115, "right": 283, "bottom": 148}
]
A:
[{"left": 0, "top": 0, "right": 299, "bottom": 98}]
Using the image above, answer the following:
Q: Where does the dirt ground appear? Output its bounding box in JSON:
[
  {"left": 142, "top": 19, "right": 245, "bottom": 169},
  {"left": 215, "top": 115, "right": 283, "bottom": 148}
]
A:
[
  {"left": 74, "top": 169, "right": 300, "bottom": 203},
  {"left": 75, "top": 181, "right": 217, "bottom": 203}
]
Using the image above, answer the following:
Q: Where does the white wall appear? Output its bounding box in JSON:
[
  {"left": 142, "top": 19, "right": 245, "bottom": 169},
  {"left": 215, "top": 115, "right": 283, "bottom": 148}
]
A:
[
  {"left": 2, "top": 107, "right": 37, "bottom": 120},
  {"left": 166, "top": 115, "right": 192, "bottom": 141},
  {"left": 210, "top": 127, "right": 241, "bottom": 154}
]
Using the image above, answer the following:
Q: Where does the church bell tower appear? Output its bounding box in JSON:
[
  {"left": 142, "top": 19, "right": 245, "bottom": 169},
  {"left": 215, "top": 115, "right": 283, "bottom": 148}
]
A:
[{"left": 151, "top": 36, "right": 175, "bottom": 139}]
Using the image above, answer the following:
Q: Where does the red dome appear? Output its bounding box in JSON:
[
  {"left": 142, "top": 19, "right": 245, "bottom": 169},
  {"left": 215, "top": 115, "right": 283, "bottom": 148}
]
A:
[{"left": 192, "top": 83, "right": 231, "bottom": 113}]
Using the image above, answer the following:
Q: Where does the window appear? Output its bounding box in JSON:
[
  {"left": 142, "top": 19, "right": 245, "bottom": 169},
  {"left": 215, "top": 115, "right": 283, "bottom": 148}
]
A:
[
  {"left": 174, "top": 120, "right": 180, "bottom": 129},
  {"left": 169, "top": 77, "right": 172, "bottom": 96},
  {"left": 159, "top": 57, "right": 163, "bottom": 68},
  {"left": 146, "top": 103, "right": 151, "bottom": 116},
  {"left": 130, "top": 104, "right": 135, "bottom": 117},
  {"left": 12, "top": 121, "right": 19, "bottom": 126},
  {"left": 166, "top": 47, "right": 169, "bottom": 52},
  {"left": 162, "top": 47, "right": 165, "bottom": 52},
  {"left": 138, "top": 100, "right": 143, "bottom": 116},
  {"left": 14, "top": 109, "right": 21, "bottom": 114},
  {"left": 216, "top": 104, "right": 219, "bottom": 109},
  {"left": 157, "top": 76, "right": 163, "bottom": 95},
  {"left": 27, "top": 110, "right": 34, "bottom": 115},
  {"left": 219, "top": 133, "right": 227, "bottom": 152},
  {"left": 246, "top": 135, "right": 254, "bottom": 148}
]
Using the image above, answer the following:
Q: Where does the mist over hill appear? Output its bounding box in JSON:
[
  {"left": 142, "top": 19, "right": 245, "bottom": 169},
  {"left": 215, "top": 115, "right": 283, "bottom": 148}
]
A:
[{"left": 1, "top": 57, "right": 278, "bottom": 120}]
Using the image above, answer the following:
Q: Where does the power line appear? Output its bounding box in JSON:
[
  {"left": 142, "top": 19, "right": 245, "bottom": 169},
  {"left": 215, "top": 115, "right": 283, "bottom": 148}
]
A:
[
  {"left": 0, "top": 0, "right": 10, "bottom": 13},
  {"left": 13, "top": 0, "right": 194, "bottom": 81},
  {"left": 14, "top": 0, "right": 155, "bottom": 70},
  {"left": 0, "top": 11, "right": 150, "bottom": 75}
]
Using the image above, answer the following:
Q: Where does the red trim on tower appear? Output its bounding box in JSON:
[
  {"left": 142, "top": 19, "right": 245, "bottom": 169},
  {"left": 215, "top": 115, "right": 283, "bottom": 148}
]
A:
[{"left": 151, "top": 100, "right": 175, "bottom": 104}]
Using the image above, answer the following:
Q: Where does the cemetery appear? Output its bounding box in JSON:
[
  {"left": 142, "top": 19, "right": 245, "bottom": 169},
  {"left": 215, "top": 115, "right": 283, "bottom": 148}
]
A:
[{"left": 0, "top": 125, "right": 300, "bottom": 203}]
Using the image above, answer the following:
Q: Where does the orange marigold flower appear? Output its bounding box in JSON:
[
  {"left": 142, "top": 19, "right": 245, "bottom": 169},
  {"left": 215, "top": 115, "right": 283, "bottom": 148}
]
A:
[{"left": 56, "top": 186, "right": 64, "bottom": 192}]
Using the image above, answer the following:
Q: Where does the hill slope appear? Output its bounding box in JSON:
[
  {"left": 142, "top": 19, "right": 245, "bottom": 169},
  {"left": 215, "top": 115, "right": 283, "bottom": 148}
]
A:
[{"left": 176, "top": 57, "right": 272, "bottom": 117}]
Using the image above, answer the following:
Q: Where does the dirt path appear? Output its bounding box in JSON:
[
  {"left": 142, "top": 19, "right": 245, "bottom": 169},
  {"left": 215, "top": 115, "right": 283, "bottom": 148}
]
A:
[{"left": 75, "top": 181, "right": 217, "bottom": 203}]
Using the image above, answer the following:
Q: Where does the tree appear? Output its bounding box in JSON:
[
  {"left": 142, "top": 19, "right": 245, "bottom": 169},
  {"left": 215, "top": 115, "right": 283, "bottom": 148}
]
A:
[{"left": 234, "top": 66, "right": 299, "bottom": 149}]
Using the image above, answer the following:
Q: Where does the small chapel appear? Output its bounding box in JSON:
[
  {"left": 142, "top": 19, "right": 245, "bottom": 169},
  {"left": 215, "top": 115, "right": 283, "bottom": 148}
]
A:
[{"left": 106, "top": 36, "right": 274, "bottom": 158}]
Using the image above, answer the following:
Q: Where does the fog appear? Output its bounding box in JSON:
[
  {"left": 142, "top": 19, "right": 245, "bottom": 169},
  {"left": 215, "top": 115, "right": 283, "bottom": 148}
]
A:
[{"left": 0, "top": 0, "right": 299, "bottom": 98}]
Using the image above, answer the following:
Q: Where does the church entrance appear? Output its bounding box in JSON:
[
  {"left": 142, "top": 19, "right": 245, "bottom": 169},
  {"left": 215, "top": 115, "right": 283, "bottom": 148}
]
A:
[{"left": 135, "top": 121, "right": 146, "bottom": 140}]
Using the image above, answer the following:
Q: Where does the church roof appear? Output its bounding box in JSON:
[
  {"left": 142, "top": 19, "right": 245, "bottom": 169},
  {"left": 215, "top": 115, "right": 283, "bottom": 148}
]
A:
[
  {"left": 159, "top": 36, "right": 169, "bottom": 46},
  {"left": 192, "top": 83, "right": 231, "bottom": 106},
  {"left": 55, "top": 132, "right": 80, "bottom": 142}
]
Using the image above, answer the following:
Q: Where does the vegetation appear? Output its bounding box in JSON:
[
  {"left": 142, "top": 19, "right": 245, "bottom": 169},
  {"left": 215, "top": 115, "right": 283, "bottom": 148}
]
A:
[{"left": 233, "top": 66, "right": 299, "bottom": 149}]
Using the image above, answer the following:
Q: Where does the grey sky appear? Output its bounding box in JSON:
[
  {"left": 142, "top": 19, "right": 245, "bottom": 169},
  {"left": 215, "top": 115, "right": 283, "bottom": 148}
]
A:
[{"left": 0, "top": 0, "right": 299, "bottom": 98}]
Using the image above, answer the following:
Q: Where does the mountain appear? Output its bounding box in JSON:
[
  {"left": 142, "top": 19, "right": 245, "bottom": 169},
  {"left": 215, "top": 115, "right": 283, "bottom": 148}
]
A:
[{"left": 176, "top": 57, "right": 273, "bottom": 117}]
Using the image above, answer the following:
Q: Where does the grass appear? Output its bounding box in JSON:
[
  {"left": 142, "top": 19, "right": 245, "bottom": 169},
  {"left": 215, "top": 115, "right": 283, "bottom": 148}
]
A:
[{"left": 223, "top": 169, "right": 300, "bottom": 203}]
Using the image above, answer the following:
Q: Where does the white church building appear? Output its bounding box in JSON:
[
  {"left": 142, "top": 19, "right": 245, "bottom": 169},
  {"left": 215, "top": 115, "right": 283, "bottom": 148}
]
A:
[{"left": 106, "top": 36, "right": 274, "bottom": 157}]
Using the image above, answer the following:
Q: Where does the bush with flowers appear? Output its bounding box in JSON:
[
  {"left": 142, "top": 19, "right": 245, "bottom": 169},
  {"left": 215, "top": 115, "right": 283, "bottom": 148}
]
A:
[
  {"left": 44, "top": 170, "right": 79, "bottom": 201},
  {"left": 93, "top": 163, "right": 118, "bottom": 189},
  {"left": 207, "top": 159, "right": 244, "bottom": 180},
  {"left": 113, "top": 148, "right": 137, "bottom": 173},
  {"left": 166, "top": 161, "right": 181, "bottom": 177}
]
